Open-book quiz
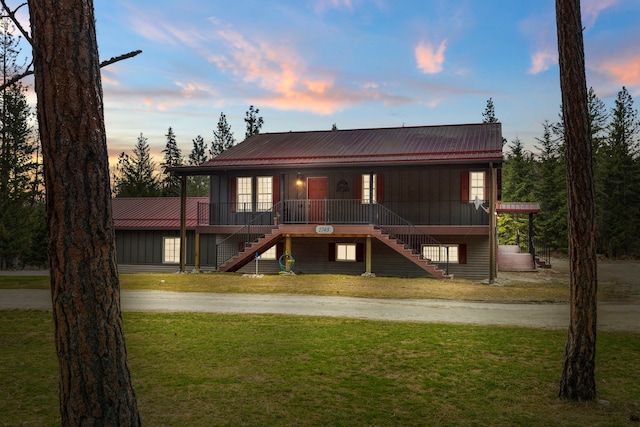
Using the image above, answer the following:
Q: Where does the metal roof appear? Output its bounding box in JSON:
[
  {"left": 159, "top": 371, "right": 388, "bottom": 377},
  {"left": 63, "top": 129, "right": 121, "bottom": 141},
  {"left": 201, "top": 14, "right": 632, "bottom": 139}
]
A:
[
  {"left": 112, "top": 197, "right": 207, "bottom": 229},
  {"left": 496, "top": 202, "right": 541, "bottom": 213},
  {"left": 171, "top": 123, "right": 503, "bottom": 174}
]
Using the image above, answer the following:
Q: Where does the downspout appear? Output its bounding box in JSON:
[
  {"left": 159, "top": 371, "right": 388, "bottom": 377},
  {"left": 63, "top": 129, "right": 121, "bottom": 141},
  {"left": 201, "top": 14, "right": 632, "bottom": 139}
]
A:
[{"left": 179, "top": 174, "right": 187, "bottom": 273}]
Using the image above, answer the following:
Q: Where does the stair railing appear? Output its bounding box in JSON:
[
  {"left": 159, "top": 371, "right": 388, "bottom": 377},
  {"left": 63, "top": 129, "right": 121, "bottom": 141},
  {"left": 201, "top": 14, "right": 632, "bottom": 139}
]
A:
[
  {"left": 215, "top": 202, "right": 282, "bottom": 269},
  {"left": 371, "top": 203, "right": 449, "bottom": 273}
]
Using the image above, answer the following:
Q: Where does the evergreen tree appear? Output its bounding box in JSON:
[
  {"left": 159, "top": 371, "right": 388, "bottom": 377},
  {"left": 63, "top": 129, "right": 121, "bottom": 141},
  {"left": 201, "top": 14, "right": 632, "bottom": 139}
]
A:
[
  {"left": 498, "top": 137, "right": 535, "bottom": 247},
  {"left": 211, "top": 112, "right": 235, "bottom": 157},
  {"left": 0, "top": 18, "right": 40, "bottom": 269},
  {"left": 244, "top": 105, "right": 264, "bottom": 140},
  {"left": 598, "top": 87, "right": 640, "bottom": 257},
  {"left": 160, "top": 126, "right": 183, "bottom": 197},
  {"left": 114, "top": 133, "right": 160, "bottom": 197},
  {"left": 187, "top": 135, "right": 209, "bottom": 196},
  {"left": 534, "top": 120, "right": 567, "bottom": 252},
  {"left": 482, "top": 98, "right": 498, "bottom": 123}
]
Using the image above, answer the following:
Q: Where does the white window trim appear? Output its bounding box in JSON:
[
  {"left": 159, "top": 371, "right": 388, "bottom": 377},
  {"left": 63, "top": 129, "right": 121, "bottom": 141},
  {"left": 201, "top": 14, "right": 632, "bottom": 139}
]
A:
[
  {"left": 257, "top": 176, "right": 273, "bottom": 212},
  {"left": 336, "top": 243, "right": 357, "bottom": 262},
  {"left": 421, "top": 244, "right": 459, "bottom": 264},
  {"left": 469, "top": 171, "right": 485, "bottom": 203},
  {"left": 362, "top": 174, "right": 377, "bottom": 204},
  {"left": 236, "top": 176, "right": 253, "bottom": 212},
  {"left": 163, "top": 237, "right": 181, "bottom": 264}
]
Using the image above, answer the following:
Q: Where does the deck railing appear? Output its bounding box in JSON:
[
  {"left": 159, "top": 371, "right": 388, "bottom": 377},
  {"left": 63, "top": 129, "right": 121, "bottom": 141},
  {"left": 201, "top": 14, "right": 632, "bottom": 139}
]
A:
[{"left": 211, "top": 199, "right": 450, "bottom": 272}]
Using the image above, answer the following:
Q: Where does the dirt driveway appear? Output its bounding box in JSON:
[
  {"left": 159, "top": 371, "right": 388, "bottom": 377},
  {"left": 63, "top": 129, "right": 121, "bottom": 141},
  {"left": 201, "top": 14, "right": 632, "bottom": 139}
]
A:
[{"left": 497, "top": 257, "right": 640, "bottom": 302}]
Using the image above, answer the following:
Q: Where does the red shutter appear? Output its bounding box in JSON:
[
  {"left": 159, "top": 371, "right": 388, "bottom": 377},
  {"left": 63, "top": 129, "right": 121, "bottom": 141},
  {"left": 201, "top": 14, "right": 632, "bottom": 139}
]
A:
[
  {"left": 376, "top": 174, "right": 384, "bottom": 204},
  {"left": 460, "top": 172, "right": 469, "bottom": 203},
  {"left": 276, "top": 242, "right": 284, "bottom": 259},
  {"left": 356, "top": 243, "right": 364, "bottom": 262},
  {"left": 328, "top": 243, "right": 336, "bottom": 262},
  {"left": 229, "top": 177, "right": 237, "bottom": 212},
  {"left": 272, "top": 175, "right": 280, "bottom": 204},
  {"left": 458, "top": 244, "right": 467, "bottom": 264},
  {"left": 353, "top": 174, "right": 362, "bottom": 202},
  {"left": 484, "top": 171, "right": 490, "bottom": 203}
]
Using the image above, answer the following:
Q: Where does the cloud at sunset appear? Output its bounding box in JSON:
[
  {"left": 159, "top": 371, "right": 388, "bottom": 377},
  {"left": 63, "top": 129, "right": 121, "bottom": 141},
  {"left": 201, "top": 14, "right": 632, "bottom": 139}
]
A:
[
  {"left": 529, "top": 48, "right": 557, "bottom": 75},
  {"left": 415, "top": 40, "right": 447, "bottom": 74},
  {"left": 582, "top": 0, "right": 619, "bottom": 27},
  {"left": 595, "top": 54, "right": 640, "bottom": 86},
  {"left": 207, "top": 25, "right": 375, "bottom": 114}
]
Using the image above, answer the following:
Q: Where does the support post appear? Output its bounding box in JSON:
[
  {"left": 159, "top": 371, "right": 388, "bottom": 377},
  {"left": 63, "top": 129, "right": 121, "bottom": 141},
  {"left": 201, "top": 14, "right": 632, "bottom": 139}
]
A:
[
  {"left": 285, "top": 234, "right": 292, "bottom": 271},
  {"left": 179, "top": 175, "right": 187, "bottom": 273},
  {"left": 195, "top": 230, "right": 201, "bottom": 272},
  {"left": 489, "top": 165, "right": 497, "bottom": 283},
  {"left": 365, "top": 235, "right": 372, "bottom": 274}
]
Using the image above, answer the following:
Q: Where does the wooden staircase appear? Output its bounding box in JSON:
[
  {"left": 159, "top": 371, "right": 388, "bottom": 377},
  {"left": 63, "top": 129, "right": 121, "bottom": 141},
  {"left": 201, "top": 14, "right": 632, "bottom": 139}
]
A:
[
  {"left": 497, "top": 245, "right": 535, "bottom": 272},
  {"left": 368, "top": 227, "right": 453, "bottom": 279},
  {"left": 218, "top": 229, "right": 284, "bottom": 272}
]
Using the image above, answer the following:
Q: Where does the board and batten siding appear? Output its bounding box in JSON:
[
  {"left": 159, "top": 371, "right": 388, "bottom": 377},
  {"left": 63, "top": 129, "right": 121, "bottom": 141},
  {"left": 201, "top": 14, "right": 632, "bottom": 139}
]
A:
[
  {"left": 236, "top": 235, "right": 490, "bottom": 280},
  {"left": 115, "top": 230, "right": 217, "bottom": 267},
  {"left": 209, "top": 164, "right": 490, "bottom": 227}
]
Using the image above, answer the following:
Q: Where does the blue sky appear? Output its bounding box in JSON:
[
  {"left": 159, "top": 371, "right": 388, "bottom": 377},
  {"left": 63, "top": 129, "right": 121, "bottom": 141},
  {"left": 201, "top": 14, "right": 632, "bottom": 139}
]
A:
[{"left": 85, "top": 0, "right": 640, "bottom": 164}]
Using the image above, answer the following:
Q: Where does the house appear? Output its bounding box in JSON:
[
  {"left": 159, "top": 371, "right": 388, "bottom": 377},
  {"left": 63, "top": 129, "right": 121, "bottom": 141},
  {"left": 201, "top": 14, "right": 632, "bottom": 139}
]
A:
[
  {"left": 170, "top": 123, "right": 504, "bottom": 280},
  {"left": 111, "top": 197, "right": 217, "bottom": 272}
]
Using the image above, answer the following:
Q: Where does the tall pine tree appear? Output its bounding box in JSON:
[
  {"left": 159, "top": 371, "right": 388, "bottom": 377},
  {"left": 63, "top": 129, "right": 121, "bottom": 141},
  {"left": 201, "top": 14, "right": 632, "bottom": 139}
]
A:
[
  {"left": 0, "top": 18, "right": 39, "bottom": 269},
  {"left": 187, "top": 135, "right": 209, "bottom": 196},
  {"left": 114, "top": 133, "right": 160, "bottom": 197},
  {"left": 534, "top": 120, "right": 567, "bottom": 251},
  {"left": 598, "top": 87, "right": 640, "bottom": 257},
  {"left": 211, "top": 112, "right": 235, "bottom": 157},
  {"left": 160, "top": 126, "right": 183, "bottom": 197},
  {"left": 244, "top": 105, "right": 264, "bottom": 140}
]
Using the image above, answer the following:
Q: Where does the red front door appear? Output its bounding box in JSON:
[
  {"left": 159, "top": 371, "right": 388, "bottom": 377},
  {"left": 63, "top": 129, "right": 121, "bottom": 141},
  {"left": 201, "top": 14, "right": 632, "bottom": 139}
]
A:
[{"left": 307, "top": 177, "right": 327, "bottom": 223}]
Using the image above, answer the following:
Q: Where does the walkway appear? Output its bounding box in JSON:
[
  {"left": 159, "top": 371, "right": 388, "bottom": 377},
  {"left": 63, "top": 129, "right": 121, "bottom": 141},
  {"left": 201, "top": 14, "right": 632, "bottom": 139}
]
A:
[{"left": 1, "top": 289, "right": 638, "bottom": 332}]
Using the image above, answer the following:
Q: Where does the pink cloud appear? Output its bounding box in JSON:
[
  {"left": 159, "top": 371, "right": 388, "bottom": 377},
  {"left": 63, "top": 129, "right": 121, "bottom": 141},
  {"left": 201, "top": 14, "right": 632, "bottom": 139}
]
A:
[
  {"left": 415, "top": 40, "right": 447, "bottom": 74},
  {"left": 209, "top": 27, "right": 359, "bottom": 114},
  {"left": 596, "top": 54, "right": 640, "bottom": 86},
  {"left": 582, "top": 0, "right": 619, "bottom": 27},
  {"left": 529, "top": 48, "right": 557, "bottom": 75}
]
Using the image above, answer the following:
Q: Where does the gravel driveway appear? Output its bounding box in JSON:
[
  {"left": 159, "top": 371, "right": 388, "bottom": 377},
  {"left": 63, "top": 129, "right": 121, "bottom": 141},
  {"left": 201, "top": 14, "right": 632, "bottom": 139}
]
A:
[{"left": 2, "top": 289, "right": 638, "bottom": 332}]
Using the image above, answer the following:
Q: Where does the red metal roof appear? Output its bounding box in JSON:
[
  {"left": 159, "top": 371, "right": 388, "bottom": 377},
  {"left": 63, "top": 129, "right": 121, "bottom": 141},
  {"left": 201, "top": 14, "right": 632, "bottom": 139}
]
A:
[
  {"left": 496, "top": 202, "right": 541, "bottom": 213},
  {"left": 174, "top": 123, "right": 502, "bottom": 173},
  {"left": 111, "top": 197, "right": 208, "bottom": 230}
]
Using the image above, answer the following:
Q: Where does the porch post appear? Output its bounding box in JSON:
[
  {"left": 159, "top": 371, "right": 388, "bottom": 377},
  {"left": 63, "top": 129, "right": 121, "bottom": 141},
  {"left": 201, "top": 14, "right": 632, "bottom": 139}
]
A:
[
  {"left": 179, "top": 175, "right": 187, "bottom": 273},
  {"left": 365, "top": 235, "right": 372, "bottom": 274},
  {"left": 285, "top": 234, "right": 292, "bottom": 270},
  {"left": 489, "top": 165, "right": 497, "bottom": 283},
  {"left": 529, "top": 212, "right": 535, "bottom": 266},
  {"left": 195, "top": 230, "right": 201, "bottom": 272}
]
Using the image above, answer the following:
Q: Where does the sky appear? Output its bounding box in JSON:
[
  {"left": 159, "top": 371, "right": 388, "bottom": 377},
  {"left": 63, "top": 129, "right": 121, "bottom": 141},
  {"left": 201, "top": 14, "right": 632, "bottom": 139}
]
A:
[{"left": 20, "top": 0, "right": 640, "bottom": 165}]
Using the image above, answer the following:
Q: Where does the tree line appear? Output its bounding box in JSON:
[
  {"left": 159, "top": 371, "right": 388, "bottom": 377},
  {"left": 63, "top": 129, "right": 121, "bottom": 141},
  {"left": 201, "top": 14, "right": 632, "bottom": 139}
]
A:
[
  {"left": 112, "top": 105, "right": 264, "bottom": 198},
  {"left": 494, "top": 86, "right": 640, "bottom": 258},
  {"left": 0, "top": 18, "right": 46, "bottom": 269}
]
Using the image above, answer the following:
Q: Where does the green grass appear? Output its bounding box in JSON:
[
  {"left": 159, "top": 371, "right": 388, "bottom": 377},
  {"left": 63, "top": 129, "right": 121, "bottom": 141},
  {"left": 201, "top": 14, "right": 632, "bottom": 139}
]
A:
[
  {"left": 0, "top": 272, "right": 573, "bottom": 302},
  {"left": 1, "top": 310, "right": 639, "bottom": 426}
]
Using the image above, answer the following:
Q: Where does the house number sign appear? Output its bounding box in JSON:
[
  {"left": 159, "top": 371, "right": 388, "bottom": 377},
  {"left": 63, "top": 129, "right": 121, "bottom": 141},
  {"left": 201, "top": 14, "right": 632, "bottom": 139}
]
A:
[{"left": 315, "top": 225, "right": 334, "bottom": 234}]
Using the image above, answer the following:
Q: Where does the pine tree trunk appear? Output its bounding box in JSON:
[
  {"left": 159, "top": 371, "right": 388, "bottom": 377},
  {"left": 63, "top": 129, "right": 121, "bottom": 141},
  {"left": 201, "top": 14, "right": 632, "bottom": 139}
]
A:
[
  {"left": 556, "top": 0, "right": 598, "bottom": 401},
  {"left": 28, "top": 0, "right": 141, "bottom": 424}
]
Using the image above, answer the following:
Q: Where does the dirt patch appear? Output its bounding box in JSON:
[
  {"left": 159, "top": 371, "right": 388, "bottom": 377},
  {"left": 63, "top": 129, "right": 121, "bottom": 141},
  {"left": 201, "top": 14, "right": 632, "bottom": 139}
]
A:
[{"left": 497, "top": 257, "right": 640, "bottom": 301}]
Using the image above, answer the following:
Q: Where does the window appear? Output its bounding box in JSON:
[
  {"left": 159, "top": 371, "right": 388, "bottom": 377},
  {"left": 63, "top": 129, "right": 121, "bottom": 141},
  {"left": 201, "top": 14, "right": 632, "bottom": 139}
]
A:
[
  {"left": 362, "top": 174, "right": 377, "bottom": 204},
  {"left": 257, "top": 176, "right": 273, "bottom": 212},
  {"left": 421, "top": 244, "right": 459, "bottom": 263},
  {"left": 336, "top": 243, "right": 357, "bottom": 262},
  {"left": 258, "top": 245, "right": 277, "bottom": 260},
  {"left": 470, "top": 171, "right": 485, "bottom": 203},
  {"left": 163, "top": 237, "right": 181, "bottom": 264},
  {"left": 236, "top": 177, "right": 252, "bottom": 212}
]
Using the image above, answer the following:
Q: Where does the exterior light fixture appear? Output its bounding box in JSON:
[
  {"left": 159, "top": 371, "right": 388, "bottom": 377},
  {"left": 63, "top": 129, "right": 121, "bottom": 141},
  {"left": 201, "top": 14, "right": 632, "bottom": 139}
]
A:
[{"left": 296, "top": 172, "right": 304, "bottom": 186}]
